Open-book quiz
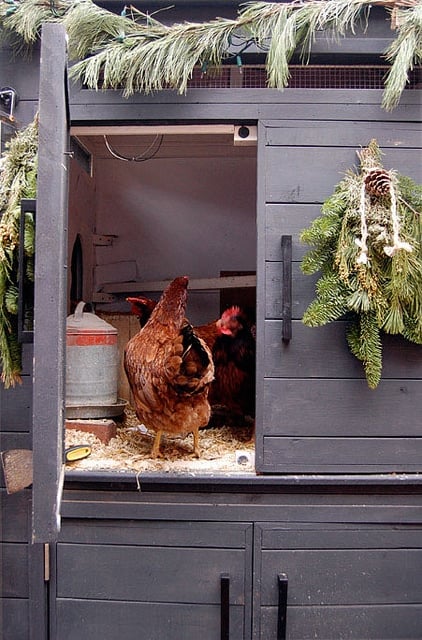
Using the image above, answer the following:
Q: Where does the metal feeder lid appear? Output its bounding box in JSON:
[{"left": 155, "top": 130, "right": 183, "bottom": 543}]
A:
[{"left": 66, "top": 301, "right": 117, "bottom": 335}]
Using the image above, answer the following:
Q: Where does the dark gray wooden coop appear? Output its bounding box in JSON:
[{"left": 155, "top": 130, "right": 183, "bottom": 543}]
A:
[{"left": 1, "top": 1, "right": 421, "bottom": 638}]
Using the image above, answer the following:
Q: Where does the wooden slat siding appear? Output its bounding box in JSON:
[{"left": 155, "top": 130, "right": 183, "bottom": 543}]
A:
[
  {"left": 265, "top": 204, "right": 320, "bottom": 261},
  {"left": 263, "top": 438, "right": 422, "bottom": 471},
  {"left": 264, "top": 379, "right": 421, "bottom": 436},
  {"left": 261, "top": 522, "right": 422, "bottom": 549},
  {"left": 260, "top": 549, "right": 422, "bottom": 605},
  {"left": 265, "top": 262, "right": 317, "bottom": 319},
  {"left": 264, "top": 120, "right": 422, "bottom": 148},
  {"left": 20, "top": 344, "right": 33, "bottom": 376},
  {"left": 59, "top": 520, "right": 251, "bottom": 547},
  {"left": 32, "top": 23, "right": 69, "bottom": 543},
  {"left": 0, "top": 599, "right": 29, "bottom": 640},
  {"left": 56, "top": 600, "right": 245, "bottom": 640},
  {"left": 0, "top": 43, "right": 40, "bottom": 101},
  {"left": 61, "top": 494, "right": 422, "bottom": 525},
  {"left": 57, "top": 544, "right": 246, "bottom": 602},
  {"left": 1, "top": 543, "right": 29, "bottom": 597},
  {"left": 0, "top": 491, "right": 30, "bottom": 542},
  {"left": 1, "top": 380, "right": 32, "bottom": 431},
  {"left": 259, "top": 605, "right": 422, "bottom": 640},
  {"left": 264, "top": 147, "right": 421, "bottom": 203},
  {"left": 70, "top": 99, "right": 420, "bottom": 127},
  {"left": 63, "top": 488, "right": 422, "bottom": 507},
  {"left": 0, "top": 344, "right": 32, "bottom": 406},
  {"left": 264, "top": 321, "right": 422, "bottom": 379},
  {"left": 70, "top": 103, "right": 422, "bottom": 138}
]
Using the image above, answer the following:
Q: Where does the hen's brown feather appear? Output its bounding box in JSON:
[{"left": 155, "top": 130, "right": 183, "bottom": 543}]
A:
[
  {"left": 127, "top": 294, "right": 220, "bottom": 352},
  {"left": 124, "top": 277, "right": 214, "bottom": 458}
]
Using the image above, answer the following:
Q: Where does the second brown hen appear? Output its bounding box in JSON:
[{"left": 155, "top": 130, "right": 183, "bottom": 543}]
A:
[{"left": 209, "top": 306, "right": 256, "bottom": 422}]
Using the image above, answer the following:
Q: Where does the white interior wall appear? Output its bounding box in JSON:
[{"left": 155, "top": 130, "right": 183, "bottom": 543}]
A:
[{"left": 93, "top": 153, "right": 257, "bottom": 324}]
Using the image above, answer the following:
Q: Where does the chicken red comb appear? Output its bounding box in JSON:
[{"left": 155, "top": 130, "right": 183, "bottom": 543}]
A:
[
  {"left": 221, "top": 305, "right": 242, "bottom": 319},
  {"left": 126, "top": 296, "right": 157, "bottom": 318}
]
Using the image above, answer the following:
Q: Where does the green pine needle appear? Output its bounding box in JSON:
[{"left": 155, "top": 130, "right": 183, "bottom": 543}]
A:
[{"left": 347, "top": 313, "right": 383, "bottom": 389}]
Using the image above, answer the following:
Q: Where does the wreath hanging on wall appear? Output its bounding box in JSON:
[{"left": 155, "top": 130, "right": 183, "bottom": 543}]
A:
[
  {"left": 0, "top": 117, "right": 37, "bottom": 388},
  {"left": 300, "top": 139, "right": 421, "bottom": 388}
]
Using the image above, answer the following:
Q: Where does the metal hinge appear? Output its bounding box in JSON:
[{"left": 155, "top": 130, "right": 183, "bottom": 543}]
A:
[
  {"left": 44, "top": 543, "right": 50, "bottom": 582},
  {"left": 93, "top": 234, "right": 117, "bottom": 246},
  {"left": 92, "top": 292, "right": 116, "bottom": 303}
]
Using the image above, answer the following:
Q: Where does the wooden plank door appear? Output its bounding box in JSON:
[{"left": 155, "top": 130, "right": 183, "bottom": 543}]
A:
[
  {"left": 53, "top": 519, "right": 253, "bottom": 640},
  {"left": 254, "top": 522, "right": 422, "bottom": 639},
  {"left": 255, "top": 119, "right": 422, "bottom": 474},
  {"left": 32, "top": 23, "right": 69, "bottom": 542}
]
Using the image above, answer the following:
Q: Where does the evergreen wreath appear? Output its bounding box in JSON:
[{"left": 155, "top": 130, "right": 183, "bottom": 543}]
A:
[
  {"left": 0, "top": 116, "right": 37, "bottom": 387},
  {"left": 300, "top": 139, "right": 421, "bottom": 388}
]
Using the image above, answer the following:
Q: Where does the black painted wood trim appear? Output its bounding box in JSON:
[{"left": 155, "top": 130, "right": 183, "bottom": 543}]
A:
[{"left": 32, "top": 23, "right": 69, "bottom": 543}]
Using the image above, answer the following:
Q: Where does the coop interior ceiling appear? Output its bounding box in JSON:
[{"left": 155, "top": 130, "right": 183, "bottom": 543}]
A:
[{"left": 70, "top": 124, "right": 257, "bottom": 159}]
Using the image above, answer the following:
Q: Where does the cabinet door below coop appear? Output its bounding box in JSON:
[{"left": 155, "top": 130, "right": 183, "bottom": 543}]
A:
[
  {"left": 254, "top": 522, "right": 422, "bottom": 640},
  {"left": 55, "top": 520, "right": 252, "bottom": 640}
]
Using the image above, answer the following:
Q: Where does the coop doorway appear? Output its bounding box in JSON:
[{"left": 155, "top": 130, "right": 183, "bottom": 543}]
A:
[{"left": 67, "top": 123, "right": 258, "bottom": 473}]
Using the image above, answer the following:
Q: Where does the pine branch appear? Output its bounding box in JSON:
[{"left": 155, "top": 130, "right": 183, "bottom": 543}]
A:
[
  {"left": 1, "top": 0, "right": 420, "bottom": 108},
  {"left": 302, "top": 272, "right": 349, "bottom": 326},
  {"left": 0, "top": 115, "right": 38, "bottom": 387},
  {"left": 346, "top": 313, "right": 383, "bottom": 389},
  {"left": 382, "top": 4, "right": 422, "bottom": 110}
]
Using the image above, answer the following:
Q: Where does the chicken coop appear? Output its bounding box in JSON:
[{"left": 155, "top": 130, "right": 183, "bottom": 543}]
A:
[{"left": 1, "top": 1, "right": 422, "bottom": 638}]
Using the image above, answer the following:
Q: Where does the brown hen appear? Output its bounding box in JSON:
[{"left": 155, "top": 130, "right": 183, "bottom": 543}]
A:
[
  {"left": 124, "top": 277, "right": 214, "bottom": 458},
  {"left": 209, "top": 306, "right": 256, "bottom": 422}
]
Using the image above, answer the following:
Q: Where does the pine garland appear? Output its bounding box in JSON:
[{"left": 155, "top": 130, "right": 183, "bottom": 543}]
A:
[
  {"left": 0, "top": 0, "right": 420, "bottom": 109},
  {"left": 0, "top": 116, "right": 37, "bottom": 387},
  {"left": 300, "top": 139, "right": 422, "bottom": 388}
]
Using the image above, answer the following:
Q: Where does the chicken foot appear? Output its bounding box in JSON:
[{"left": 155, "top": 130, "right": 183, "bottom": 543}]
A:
[
  {"left": 150, "top": 429, "right": 164, "bottom": 459},
  {"left": 192, "top": 428, "right": 201, "bottom": 458}
]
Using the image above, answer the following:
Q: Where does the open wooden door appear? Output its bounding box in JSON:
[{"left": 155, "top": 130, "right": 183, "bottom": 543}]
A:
[
  {"left": 255, "top": 119, "right": 422, "bottom": 474},
  {"left": 32, "top": 23, "right": 69, "bottom": 542}
]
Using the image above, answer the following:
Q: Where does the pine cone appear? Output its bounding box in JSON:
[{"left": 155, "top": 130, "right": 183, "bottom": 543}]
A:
[{"left": 364, "top": 169, "right": 392, "bottom": 197}]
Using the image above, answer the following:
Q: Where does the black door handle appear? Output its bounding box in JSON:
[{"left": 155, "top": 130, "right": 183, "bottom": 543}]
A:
[
  {"left": 220, "top": 573, "right": 230, "bottom": 640},
  {"left": 277, "top": 573, "right": 288, "bottom": 640},
  {"left": 281, "top": 235, "right": 292, "bottom": 343}
]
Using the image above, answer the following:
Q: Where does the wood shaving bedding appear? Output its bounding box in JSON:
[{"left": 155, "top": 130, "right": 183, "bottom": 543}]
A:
[{"left": 65, "top": 406, "right": 255, "bottom": 474}]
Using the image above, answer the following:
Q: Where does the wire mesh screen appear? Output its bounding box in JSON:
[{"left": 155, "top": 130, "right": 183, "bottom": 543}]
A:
[
  {"left": 189, "top": 66, "right": 232, "bottom": 88},
  {"left": 187, "top": 64, "right": 421, "bottom": 90}
]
